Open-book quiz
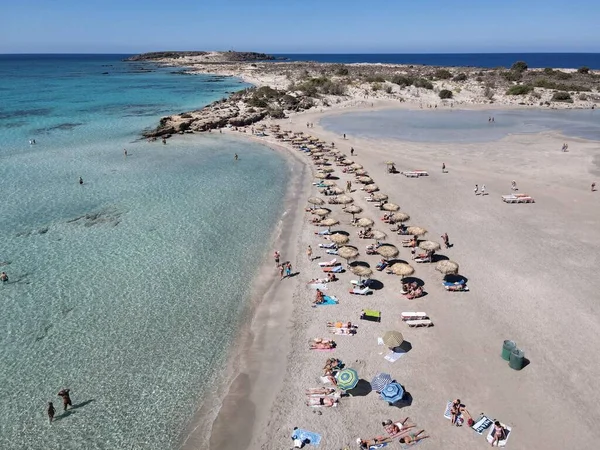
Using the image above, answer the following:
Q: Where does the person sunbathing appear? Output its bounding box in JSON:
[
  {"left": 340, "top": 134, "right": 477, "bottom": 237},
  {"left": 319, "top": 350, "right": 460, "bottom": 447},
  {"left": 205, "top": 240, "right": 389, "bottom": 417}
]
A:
[
  {"left": 327, "top": 321, "right": 353, "bottom": 329},
  {"left": 323, "top": 358, "right": 342, "bottom": 372},
  {"left": 356, "top": 436, "right": 392, "bottom": 450},
  {"left": 310, "top": 341, "right": 335, "bottom": 350},
  {"left": 314, "top": 289, "right": 325, "bottom": 304},
  {"left": 406, "top": 287, "right": 423, "bottom": 299},
  {"left": 450, "top": 399, "right": 465, "bottom": 425},
  {"left": 399, "top": 430, "right": 429, "bottom": 446},
  {"left": 382, "top": 418, "right": 415, "bottom": 437},
  {"left": 306, "top": 396, "right": 338, "bottom": 407},
  {"left": 490, "top": 421, "right": 507, "bottom": 447},
  {"left": 306, "top": 387, "right": 336, "bottom": 396},
  {"left": 327, "top": 273, "right": 338, "bottom": 282},
  {"left": 322, "top": 369, "right": 338, "bottom": 385}
]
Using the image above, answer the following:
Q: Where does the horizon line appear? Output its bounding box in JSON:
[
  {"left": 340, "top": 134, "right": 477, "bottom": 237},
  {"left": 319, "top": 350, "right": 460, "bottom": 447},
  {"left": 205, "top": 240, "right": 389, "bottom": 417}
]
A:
[{"left": 2, "top": 51, "right": 600, "bottom": 55}]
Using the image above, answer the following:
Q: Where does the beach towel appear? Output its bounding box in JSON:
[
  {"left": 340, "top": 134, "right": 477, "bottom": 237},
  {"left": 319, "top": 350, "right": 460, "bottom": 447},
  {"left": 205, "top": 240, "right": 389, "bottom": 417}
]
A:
[
  {"left": 471, "top": 415, "right": 493, "bottom": 434},
  {"left": 291, "top": 428, "right": 322, "bottom": 446},
  {"left": 308, "top": 283, "right": 328, "bottom": 290},
  {"left": 384, "top": 350, "right": 405, "bottom": 362},
  {"left": 444, "top": 401, "right": 453, "bottom": 420},
  {"left": 370, "top": 444, "right": 388, "bottom": 450},
  {"left": 314, "top": 295, "right": 338, "bottom": 306},
  {"left": 486, "top": 424, "right": 512, "bottom": 447}
]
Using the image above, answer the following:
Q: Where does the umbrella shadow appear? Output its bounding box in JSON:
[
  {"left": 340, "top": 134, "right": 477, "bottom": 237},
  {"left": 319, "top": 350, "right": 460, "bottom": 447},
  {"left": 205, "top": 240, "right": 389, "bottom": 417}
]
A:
[
  {"left": 334, "top": 230, "right": 350, "bottom": 236},
  {"left": 367, "top": 279, "right": 384, "bottom": 290},
  {"left": 350, "top": 261, "right": 371, "bottom": 268},
  {"left": 432, "top": 254, "right": 449, "bottom": 263},
  {"left": 345, "top": 379, "right": 372, "bottom": 397},
  {"left": 391, "top": 341, "right": 412, "bottom": 354},
  {"left": 387, "top": 259, "right": 409, "bottom": 266},
  {"left": 444, "top": 274, "right": 469, "bottom": 284},
  {"left": 402, "top": 277, "right": 424, "bottom": 287},
  {"left": 54, "top": 399, "right": 95, "bottom": 421},
  {"left": 390, "top": 391, "right": 413, "bottom": 408}
]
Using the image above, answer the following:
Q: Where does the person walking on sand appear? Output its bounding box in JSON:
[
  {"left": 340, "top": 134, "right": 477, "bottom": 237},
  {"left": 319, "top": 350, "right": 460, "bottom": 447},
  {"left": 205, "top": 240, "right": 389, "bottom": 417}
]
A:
[
  {"left": 279, "top": 264, "right": 284, "bottom": 280},
  {"left": 346, "top": 180, "right": 352, "bottom": 192},
  {"left": 343, "top": 133, "right": 346, "bottom": 140},
  {"left": 274, "top": 250, "right": 280, "bottom": 267},
  {"left": 592, "top": 182, "right": 596, "bottom": 192},
  {"left": 474, "top": 184, "right": 478, "bottom": 195},
  {"left": 350, "top": 147, "right": 354, "bottom": 156},
  {"left": 307, "top": 245, "right": 313, "bottom": 261},
  {"left": 442, "top": 162, "right": 446, "bottom": 173},
  {"left": 58, "top": 389, "right": 72, "bottom": 411},
  {"left": 285, "top": 262, "right": 292, "bottom": 278},
  {"left": 441, "top": 233, "right": 450, "bottom": 249},
  {"left": 47, "top": 402, "right": 56, "bottom": 423},
  {"left": 511, "top": 180, "right": 518, "bottom": 191},
  {"left": 481, "top": 184, "right": 486, "bottom": 196}
]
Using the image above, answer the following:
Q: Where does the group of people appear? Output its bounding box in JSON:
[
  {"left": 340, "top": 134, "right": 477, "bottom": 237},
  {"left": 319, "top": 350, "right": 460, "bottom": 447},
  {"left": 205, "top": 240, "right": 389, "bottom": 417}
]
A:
[
  {"left": 47, "top": 389, "right": 72, "bottom": 423},
  {"left": 474, "top": 184, "right": 487, "bottom": 195},
  {"left": 274, "top": 250, "right": 293, "bottom": 280}
]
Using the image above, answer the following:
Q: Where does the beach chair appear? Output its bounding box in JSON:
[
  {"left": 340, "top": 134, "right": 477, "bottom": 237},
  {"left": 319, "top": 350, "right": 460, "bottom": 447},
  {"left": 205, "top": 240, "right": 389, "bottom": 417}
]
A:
[
  {"left": 414, "top": 170, "right": 429, "bottom": 176},
  {"left": 444, "top": 284, "right": 469, "bottom": 292},
  {"left": 349, "top": 286, "right": 372, "bottom": 295},
  {"left": 401, "top": 312, "right": 427, "bottom": 321},
  {"left": 318, "top": 258, "right": 338, "bottom": 267},
  {"left": 376, "top": 260, "right": 388, "bottom": 271},
  {"left": 326, "top": 249, "right": 338, "bottom": 255},
  {"left": 414, "top": 256, "right": 433, "bottom": 263},
  {"left": 360, "top": 309, "right": 381, "bottom": 322},
  {"left": 402, "top": 171, "right": 420, "bottom": 178},
  {"left": 323, "top": 265, "right": 344, "bottom": 273},
  {"left": 319, "top": 243, "right": 337, "bottom": 249},
  {"left": 406, "top": 319, "right": 433, "bottom": 328}
]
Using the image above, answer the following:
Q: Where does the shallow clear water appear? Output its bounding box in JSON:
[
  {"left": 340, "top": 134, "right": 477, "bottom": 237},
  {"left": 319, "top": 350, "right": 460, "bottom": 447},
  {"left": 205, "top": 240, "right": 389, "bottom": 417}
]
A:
[
  {"left": 0, "top": 55, "right": 287, "bottom": 449},
  {"left": 321, "top": 108, "right": 600, "bottom": 143}
]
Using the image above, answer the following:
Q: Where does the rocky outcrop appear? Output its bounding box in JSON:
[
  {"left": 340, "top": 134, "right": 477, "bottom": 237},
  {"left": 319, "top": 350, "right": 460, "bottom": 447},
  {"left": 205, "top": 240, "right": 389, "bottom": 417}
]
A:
[{"left": 126, "top": 51, "right": 276, "bottom": 62}]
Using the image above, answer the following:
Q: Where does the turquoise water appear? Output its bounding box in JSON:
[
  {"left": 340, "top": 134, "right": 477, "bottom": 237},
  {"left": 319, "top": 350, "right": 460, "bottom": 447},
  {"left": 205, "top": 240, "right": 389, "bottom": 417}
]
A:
[
  {"left": 0, "top": 55, "right": 288, "bottom": 449},
  {"left": 321, "top": 108, "right": 600, "bottom": 143}
]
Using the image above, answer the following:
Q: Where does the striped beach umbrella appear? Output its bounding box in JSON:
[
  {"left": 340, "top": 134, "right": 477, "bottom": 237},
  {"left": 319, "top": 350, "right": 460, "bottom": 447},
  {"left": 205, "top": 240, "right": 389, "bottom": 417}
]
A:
[
  {"left": 370, "top": 372, "right": 393, "bottom": 392},
  {"left": 337, "top": 368, "right": 359, "bottom": 390},
  {"left": 380, "top": 382, "right": 404, "bottom": 404}
]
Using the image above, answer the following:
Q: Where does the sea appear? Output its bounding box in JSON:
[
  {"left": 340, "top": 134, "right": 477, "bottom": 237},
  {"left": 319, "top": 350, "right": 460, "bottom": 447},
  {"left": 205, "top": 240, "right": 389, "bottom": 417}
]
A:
[
  {"left": 274, "top": 53, "right": 600, "bottom": 69},
  {"left": 0, "top": 54, "right": 289, "bottom": 449}
]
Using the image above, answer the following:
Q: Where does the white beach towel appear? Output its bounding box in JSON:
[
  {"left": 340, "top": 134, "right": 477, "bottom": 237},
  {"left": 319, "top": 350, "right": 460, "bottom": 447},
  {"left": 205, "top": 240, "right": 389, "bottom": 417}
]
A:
[
  {"left": 486, "top": 424, "right": 512, "bottom": 447},
  {"left": 384, "top": 351, "right": 405, "bottom": 362}
]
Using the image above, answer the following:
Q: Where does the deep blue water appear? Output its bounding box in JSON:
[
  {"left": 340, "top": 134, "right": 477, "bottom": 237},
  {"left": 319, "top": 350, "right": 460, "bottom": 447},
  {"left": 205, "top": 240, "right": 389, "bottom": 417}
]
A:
[{"left": 273, "top": 53, "right": 600, "bottom": 69}]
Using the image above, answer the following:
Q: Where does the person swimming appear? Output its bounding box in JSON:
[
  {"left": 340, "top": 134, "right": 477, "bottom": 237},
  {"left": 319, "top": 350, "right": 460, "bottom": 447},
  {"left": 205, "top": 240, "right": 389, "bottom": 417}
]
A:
[{"left": 79, "top": 177, "right": 84, "bottom": 185}]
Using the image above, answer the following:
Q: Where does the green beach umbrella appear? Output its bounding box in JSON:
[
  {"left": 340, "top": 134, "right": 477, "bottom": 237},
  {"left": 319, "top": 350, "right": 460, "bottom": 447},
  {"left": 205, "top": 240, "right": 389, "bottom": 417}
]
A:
[{"left": 337, "top": 368, "right": 359, "bottom": 390}]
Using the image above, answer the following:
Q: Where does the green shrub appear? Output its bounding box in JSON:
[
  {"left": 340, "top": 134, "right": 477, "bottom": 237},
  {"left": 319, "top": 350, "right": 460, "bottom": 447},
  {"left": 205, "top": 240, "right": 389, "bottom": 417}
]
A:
[
  {"left": 551, "top": 91, "right": 572, "bottom": 102},
  {"left": 579, "top": 93, "right": 588, "bottom": 101},
  {"left": 434, "top": 69, "right": 452, "bottom": 79},
  {"left": 511, "top": 61, "right": 528, "bottom": 72},
  {"left": 267, "top": 107, "right": 285, "bottom": 118},
  {"left": 246, "top": 97, "right": 268, "bottom": 108},
  {"left": 543, "top": 68, "right": 555, "bottom": 75},
  {"left": 414, "top": 78, "right": 433, "bottom": 89},
  {"left": 453, "top": 73, "right": 468, "bottom": 82},
  {"left": 439, "top": 89, "right": 453, "bottom": 99},
  {"left": 533, "top": 78, "right": 591, "bottom": 92},
  {"left": 334, "top": 64, "right": 349, "bottom": 76},
  {"left": 384, "top": 85, "right": 393, "bottom": 94},
  {"left": 506, "top": 85, "right": 533, "bottom": 95},
  {"left": 391, "top": 75, "right": 414, "bottom": 87},
  {"left": 553, "top": 71, "right": 572, "bottom": 80},
  {"left": 530, "top": 91, "right": 542, "bottom": 99},
  {"left": 364, "top": 74, "right": 386, "bottom": 83},
  {"left": 502, "top": 71, "right": 522, "bottom": 82},
  {"left": 578, "top": 66, "right": 590, "bottom": 74},
  {"left": 372, "top": 82, "right": 382, "bottom": 91}
]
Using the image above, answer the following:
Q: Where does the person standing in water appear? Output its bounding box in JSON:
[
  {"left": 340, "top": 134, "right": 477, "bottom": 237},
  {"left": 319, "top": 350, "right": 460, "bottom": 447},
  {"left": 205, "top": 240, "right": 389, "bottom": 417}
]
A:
[
  {"left": 47, "top": 402, "right": 56, "bottom": 423},
  {"left": 234, "top": 153, "right": 238, "bottom": 161},
  {"left": 79, "top": 177, "right": 84, "bottom": 185},
  {"left": 1, "top": 272, "right": 8, "bottom": 283},
  {"left": 58, "top": 389, "right": 72, "bottom": 411},
  {"left": 124, "top": 149, "right": 128, "bottom": 158}
]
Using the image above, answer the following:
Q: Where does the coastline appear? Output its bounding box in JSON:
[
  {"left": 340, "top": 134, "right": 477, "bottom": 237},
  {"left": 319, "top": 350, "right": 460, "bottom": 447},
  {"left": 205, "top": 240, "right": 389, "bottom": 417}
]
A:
[{"left": 144, "top": 57, "right": 600, "bottom": 450}]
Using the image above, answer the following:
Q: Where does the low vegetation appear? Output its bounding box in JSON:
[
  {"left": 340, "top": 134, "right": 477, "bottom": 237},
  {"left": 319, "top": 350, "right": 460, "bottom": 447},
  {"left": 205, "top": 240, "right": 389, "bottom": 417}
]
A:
[
  {"left": 439, "top": 89, "right": 453, "bottom": 99},
  {"left": 506, "top": 85, "right": 533, "bottom": 95},
  {"left": 551, "top": 91, "right": 573, "bottom": 102}
]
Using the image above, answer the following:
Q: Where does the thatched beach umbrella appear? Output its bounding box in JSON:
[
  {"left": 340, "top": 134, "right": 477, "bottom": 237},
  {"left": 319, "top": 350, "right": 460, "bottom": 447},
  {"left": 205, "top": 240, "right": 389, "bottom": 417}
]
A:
[
  {"left": 356, "top": 217, "right": 374, "bottom": 228},
  {"left": 355, "top": 169, "right": 368, "bottom": 176},
  {"left": 357, "top": 176, "right": 373, "bottom": 184},
  {"left": 406, "top": 226, "right": 427, "bottom": 236},
  {"left": 351, "top": 265, "right": 373, "bottom": 281},
  {"left": 364, "top": 184, "right": 379, "bottom": 193},
  {"left": 342, "top": 159, "right": 354, "bottom": 165},
  {"left": 319, "top": 180, "right": 336, "bottom": 187},
  {"left": 419, "top": 240, "right": 441, "bottom": 251},
  {"left": 372, "top": 193, "right": 388, "bottom": 202},
  {"left": 372, "top": 230, "right": 387, "bottom": 241},
  {"left": 350, "top": 163, "right": 363, "bottom": 170},
  {"left": 321, "top": 186, "right": 343, "bottom": 195},
  {"left": 308, "top": 197, "right": 325, "bottom": 206},
  {"left": 389, "top": 212, "right": 410, "bottom": 223},
  {"left": 338, "top": 246, "right": 359, "bottom": 265},
  {"left": 389, "top": 263, "right": 415, "bottom": 279},
  {"left": 329, "top": 233, "right": 350, "bottom": 245},
  {"left": 385, "top": 161, "right": 395, "bottom": 165},
  {"left": 320, "top": 167, "right": 334, "bottom": 173},
  {"left": 319, "top": 218, "right": 339, "bottom": 230},
  {"left": 331, "top": 194, "right": 354, "bottom": 205},
  {"left": 344, "top": 204, "right": 363, "bottom": 219},
  {"left": 315, "top": 172, "right": 328, "bottom": 179},
  {"left": 312, "top": 208, "right": 331, "bottom": 217},
  {"left": 382, "top": 331, "right": 404, "bottom": 349},
  {"left": 376, "top": 244, "right": 399, "bottom": 260},
  {"left": 382, "top": 203, "right": 400, "bottom": 212},
  {"left": 436, "top": 260, "right": 459, "bottom": 275}
]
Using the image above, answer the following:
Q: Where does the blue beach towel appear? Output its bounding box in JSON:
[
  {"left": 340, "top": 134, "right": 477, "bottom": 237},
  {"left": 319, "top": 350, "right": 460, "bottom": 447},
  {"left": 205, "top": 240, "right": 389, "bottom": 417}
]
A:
[
  {"left": 292, "top": 428, "right": 322, "bottom": 446},
  {"left": 315, "top": 295, "right": 338, "bottom": 306},
  {"left": 370, "top": 443, "right": 388, "bottom": 449}
]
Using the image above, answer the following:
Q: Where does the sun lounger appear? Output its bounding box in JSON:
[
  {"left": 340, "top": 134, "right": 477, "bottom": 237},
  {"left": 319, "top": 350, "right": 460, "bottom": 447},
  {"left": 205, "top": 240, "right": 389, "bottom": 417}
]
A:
[
  {"left": 444, "top": 284, "right": 469, "bottom": 292},
  {"left": 402, "top": 171, "right": 420, "bottom": 178},
  {"left": 319, "top": 243, "right": 337, "bottom": 249},
  {"left": 376, "top": 261, "right": 388, "bottom": 271},
  {"left": 360, "top": 309, "right": 381, "bottom": 322},
  {"left": 350, "top": 286, "right": 372, "bottom": 295},
  {"left": 502, "top": 194, "right": 535, "bottom": 204},
  {"left": 318, "top": 258, "right": 338, "bottom": 267},
  {"left": 486, "top": 423, "right": 512, "bottom": 447},
  {"left": 326, "top": 249, "right": 338, "bottom": 255},
  {"left": 401, "top": 312, "right": 428, "bottom": 321},
  {"left": 406, "top": 319, "right": 433, "bottom": 328},
  {"left": 414, "top": 256, "right": 432, "bottom": 263},
  {"left": 316, "top": 229, "right": 332, "bottom": 235},
  {"left": 322, "top": 265, "right": 344, "bottom": 273},
  {"left": 443, "top": 279, "right": 464, "bottom": 286}
]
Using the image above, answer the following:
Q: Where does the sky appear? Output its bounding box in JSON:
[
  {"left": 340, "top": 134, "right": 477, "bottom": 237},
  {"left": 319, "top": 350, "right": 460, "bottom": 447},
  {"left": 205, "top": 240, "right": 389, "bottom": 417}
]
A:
[{"left": 2, "top": 0, "right": 599, "bottom": 54}]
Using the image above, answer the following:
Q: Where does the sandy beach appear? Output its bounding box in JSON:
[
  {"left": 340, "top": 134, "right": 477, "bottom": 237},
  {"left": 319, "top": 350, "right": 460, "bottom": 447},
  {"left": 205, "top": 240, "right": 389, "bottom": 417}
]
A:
[{"left": 175, "top": 95, "right": 600, "bottom": 450}]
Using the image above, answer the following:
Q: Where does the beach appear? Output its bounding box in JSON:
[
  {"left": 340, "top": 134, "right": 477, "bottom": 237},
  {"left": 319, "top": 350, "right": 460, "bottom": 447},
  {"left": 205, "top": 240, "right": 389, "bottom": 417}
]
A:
[{"left": 184, "top": 96, "right": 600, "bottom": 450}]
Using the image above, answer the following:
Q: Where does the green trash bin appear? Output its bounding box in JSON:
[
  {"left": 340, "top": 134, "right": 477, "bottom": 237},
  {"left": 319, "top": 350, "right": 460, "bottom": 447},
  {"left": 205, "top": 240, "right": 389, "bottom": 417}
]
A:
[
  {"left": 509, "top": 348, "right": 525, "bottom": 370},
  {"left": 501, "top": 340, "right": 516, "bottom": 361}
]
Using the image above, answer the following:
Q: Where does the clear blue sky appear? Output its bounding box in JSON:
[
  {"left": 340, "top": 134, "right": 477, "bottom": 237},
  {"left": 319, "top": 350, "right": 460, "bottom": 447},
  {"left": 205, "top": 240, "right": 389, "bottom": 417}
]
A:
[{"left": 3, "top": 0, "right": 599, "bottom": 53}]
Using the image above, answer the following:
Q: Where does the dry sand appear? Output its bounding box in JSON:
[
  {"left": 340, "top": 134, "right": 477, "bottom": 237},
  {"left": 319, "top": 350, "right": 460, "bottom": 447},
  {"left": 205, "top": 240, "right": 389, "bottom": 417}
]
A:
[{"left": 176, "top": 99, "right": 600, "bottom": 450}]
